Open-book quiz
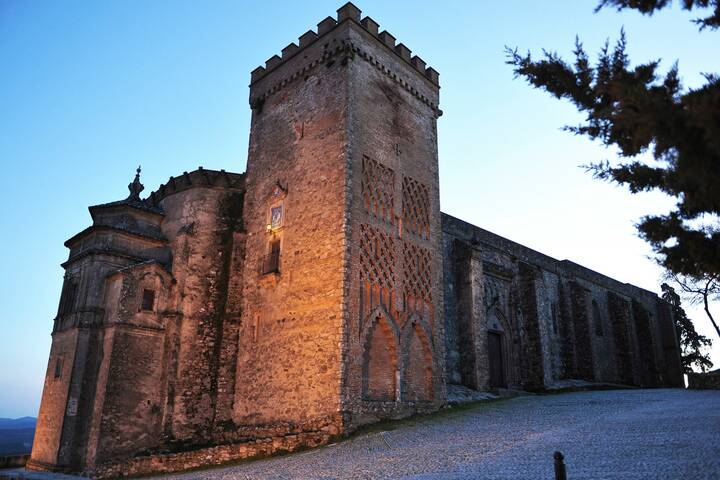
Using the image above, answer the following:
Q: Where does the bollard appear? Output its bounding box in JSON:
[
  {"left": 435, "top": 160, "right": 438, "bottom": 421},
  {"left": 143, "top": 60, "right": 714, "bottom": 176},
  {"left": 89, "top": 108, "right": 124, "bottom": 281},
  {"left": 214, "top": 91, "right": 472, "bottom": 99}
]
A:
[{"left": 554, "top": 451, "right": 567, "bottom": 480}]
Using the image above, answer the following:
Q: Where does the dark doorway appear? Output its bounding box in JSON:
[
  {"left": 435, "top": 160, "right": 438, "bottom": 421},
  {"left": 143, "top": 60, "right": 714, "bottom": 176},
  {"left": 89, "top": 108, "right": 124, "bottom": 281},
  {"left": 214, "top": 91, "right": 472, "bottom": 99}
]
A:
[{"left": 488, "top": 331, "right": 505, "bottom": 388}]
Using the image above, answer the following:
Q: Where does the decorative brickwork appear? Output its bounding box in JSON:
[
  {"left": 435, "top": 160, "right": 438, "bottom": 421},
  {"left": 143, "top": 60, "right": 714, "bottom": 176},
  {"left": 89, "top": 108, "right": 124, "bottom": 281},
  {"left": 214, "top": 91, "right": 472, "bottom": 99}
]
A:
[
  {"left": 362, "top": 314, "right": 398, "bottom": 401},
  {"left": 402, "top": 176, "right": 430, "bottom": 239},
  {"left": 360, "top": 223, "right": 395, "bottom": 289},
  {"left": 362, "top": 156, "right": 395, "bottom": 225},
  {"left": 402, "top": 323, "right": 433, "bottom": 401},
  {"left": 403, "top": 240, "right": 432, "bottom": 301},
  {"left": 359, "top": 223, "right": 400, "bottom": 334}
]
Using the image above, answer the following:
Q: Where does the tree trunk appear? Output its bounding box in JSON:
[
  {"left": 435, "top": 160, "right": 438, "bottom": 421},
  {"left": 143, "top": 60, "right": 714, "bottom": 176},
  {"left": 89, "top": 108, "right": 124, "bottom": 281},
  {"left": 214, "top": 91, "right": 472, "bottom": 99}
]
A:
[
  {"left": 703, "top": 278, "right": 720, "bottom": 338},
  {"left": 702, "top": 287, "right": 720, "bottom": 341}
]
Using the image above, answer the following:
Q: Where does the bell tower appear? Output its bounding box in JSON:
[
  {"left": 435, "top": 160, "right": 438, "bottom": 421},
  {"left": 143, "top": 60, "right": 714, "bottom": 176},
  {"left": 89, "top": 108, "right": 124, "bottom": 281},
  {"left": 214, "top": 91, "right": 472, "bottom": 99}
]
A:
[{"left": 238, "top": 2, "right": 445, "bottom": 430}]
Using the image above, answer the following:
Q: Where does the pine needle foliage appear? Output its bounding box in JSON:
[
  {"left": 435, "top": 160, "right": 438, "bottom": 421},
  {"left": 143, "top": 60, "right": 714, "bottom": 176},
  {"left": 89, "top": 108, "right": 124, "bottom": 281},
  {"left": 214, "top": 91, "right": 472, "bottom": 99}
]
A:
[{"left": 506, "top": 0, "right": 720, "bottom": 283}]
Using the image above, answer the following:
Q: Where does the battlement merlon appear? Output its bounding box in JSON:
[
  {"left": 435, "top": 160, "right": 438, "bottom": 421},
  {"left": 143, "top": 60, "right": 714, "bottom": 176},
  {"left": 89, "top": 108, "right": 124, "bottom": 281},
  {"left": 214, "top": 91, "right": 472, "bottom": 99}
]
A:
[{"left": 248, "top": 2, "right": 441, "bottom": 115}]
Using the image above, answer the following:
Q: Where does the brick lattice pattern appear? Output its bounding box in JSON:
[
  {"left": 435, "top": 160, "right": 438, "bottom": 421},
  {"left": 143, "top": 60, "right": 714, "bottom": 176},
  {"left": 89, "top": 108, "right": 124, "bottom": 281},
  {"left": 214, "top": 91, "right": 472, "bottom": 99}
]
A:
[
  {"left": 402, "top": 241, "right": 432, "bottom": 302},
  {"left": 362, "top": 155, "right": 395, "bottom": 225},
  {"left": 402, "top": 176, "right": 430, "bottom": 239},
  {"left": 359, "top": 223, "right": 396, "bottom": 290}
]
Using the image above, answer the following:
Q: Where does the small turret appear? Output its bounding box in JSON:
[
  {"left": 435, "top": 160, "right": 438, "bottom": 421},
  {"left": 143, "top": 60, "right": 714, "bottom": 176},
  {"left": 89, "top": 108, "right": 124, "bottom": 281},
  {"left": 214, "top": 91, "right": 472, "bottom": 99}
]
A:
[{"left": 126, "top": 165, "right": 144, "bottom": 201}]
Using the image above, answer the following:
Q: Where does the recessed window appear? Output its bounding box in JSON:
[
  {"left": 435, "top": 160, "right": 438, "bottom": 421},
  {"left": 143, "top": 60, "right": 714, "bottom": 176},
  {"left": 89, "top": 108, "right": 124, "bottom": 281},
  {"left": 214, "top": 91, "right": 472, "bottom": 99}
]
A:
[
  {"left": 141, "top": 289, "right": 156, "bottom": 311},
  {"left": 592, "top": 300, "right": 604, "bottom": 336},
  {"left": 262, "top": 239, "right": 281, "bottom": 275},
  {"left": 54, "top": 358, "right": 63, "bottom": 379}
]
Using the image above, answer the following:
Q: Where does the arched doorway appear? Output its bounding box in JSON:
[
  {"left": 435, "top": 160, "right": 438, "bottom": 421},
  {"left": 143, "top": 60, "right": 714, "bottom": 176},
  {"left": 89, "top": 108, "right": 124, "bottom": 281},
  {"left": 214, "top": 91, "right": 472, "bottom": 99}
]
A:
[{"left": 487, "top": 330, "right": 506, "bottom": 388}]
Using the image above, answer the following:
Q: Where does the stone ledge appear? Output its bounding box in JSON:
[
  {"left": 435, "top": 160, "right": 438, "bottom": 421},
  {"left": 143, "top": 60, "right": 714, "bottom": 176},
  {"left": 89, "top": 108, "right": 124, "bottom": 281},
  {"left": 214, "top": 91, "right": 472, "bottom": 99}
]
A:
[
  {"left": 688, "top": 369, "right": 720, "bottom": 389},
  {"left": 87, "top": 430, "right": 333, "bottom": 479},
  {"left": 0, "top": 455, "right": 29, "bottom": 471}
]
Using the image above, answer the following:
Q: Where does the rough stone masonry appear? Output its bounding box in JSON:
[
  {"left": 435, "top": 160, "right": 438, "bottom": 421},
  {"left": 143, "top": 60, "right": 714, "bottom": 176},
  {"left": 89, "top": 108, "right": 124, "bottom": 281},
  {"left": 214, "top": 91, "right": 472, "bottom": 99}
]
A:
[{"left": 27, "top": 3, "right": 683, "bottom": 478}]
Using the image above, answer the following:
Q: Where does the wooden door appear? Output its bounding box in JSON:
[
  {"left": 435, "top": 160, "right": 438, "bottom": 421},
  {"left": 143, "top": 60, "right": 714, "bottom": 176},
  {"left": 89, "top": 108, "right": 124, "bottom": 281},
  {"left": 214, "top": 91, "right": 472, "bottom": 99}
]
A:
[{"left": 488, "top": 331, "right": 505, "bottom": 388}]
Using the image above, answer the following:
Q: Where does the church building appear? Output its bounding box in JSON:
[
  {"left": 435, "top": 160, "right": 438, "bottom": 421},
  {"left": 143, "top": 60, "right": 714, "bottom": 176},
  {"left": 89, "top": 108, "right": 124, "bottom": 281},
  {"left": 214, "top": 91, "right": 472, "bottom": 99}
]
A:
[{"left": 29, "top": 3, "right": 682, "bottom": 477}]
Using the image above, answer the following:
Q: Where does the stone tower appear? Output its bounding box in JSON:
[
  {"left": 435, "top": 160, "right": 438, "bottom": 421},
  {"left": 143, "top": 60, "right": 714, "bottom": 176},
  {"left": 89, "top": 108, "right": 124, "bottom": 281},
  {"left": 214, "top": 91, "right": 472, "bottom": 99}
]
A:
[
  {"left": 28, "top": 169, "right": 172, "bottom": 472},
  {"left": 28, "top": 167, "right": 247, "bottom": 474},
  {"left": 238, "top": 2, "right": 445, "bottom": 429}
]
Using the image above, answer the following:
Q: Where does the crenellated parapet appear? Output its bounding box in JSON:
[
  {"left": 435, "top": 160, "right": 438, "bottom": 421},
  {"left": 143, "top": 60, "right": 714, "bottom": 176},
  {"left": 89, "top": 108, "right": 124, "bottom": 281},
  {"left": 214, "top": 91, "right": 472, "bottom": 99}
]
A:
[
  {"left": 147, "top": 167, "right": 245, "bottom": 206},
  {"left": 251, "top": 3, "right": 438, "bottom": 86},
  {"left": 249, "top": 2, "right": 441, "bottom": 115}
]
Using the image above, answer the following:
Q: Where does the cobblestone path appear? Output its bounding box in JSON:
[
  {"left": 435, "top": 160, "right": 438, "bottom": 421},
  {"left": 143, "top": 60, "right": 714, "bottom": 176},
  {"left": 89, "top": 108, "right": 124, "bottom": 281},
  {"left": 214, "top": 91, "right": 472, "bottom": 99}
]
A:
[{"left": 155, "top": 389, "right": 720, "bottom": 479}]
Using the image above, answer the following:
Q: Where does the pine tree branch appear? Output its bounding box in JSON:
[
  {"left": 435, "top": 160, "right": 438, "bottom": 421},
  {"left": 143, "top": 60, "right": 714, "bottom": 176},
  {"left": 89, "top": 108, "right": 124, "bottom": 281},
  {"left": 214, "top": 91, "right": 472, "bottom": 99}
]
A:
[{"left": 596, "top": 0, "right": 720, "bottom": 30}]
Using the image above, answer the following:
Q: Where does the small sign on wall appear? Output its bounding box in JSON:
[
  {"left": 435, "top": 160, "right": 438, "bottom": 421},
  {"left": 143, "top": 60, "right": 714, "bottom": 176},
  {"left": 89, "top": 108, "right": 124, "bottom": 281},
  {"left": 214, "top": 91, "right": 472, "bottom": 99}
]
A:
[{"left": 270, "top": 205, "right": 283, "bottom": 229}]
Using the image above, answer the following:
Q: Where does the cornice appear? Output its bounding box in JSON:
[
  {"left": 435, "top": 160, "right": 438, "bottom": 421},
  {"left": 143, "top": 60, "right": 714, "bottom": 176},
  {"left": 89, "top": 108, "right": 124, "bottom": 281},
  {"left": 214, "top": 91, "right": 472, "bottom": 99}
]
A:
[
  {"left": 61, "top": 247, "right": 147, "bottom": 269},
  {"left": 64, "top": 225, "right": 168, "bottom": 249}
]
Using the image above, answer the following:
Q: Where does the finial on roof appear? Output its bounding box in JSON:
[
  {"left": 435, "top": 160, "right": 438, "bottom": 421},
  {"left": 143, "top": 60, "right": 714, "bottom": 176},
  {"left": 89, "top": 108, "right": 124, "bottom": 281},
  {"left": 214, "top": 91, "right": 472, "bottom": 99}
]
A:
[{"left": 127, "top": 165, "right": 144, "bottom": 201}]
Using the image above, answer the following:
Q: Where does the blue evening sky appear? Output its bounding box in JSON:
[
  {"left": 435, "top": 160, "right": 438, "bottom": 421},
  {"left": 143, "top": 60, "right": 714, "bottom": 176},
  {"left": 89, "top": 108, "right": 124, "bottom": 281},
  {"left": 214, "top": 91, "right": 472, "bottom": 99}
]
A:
[{"left": 1, "top": 1, "right": 717, "bottom": 418}]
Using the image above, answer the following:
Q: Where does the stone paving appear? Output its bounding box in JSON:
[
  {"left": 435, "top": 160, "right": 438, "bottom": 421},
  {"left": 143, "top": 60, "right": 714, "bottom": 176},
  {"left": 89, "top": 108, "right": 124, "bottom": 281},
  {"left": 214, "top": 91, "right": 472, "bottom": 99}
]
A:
[
  {"left": 3, "top": 389, "right": 717, "bottom": 480},
  {"left": 156, "top": 389, "right": 720, "bottom": 480}
]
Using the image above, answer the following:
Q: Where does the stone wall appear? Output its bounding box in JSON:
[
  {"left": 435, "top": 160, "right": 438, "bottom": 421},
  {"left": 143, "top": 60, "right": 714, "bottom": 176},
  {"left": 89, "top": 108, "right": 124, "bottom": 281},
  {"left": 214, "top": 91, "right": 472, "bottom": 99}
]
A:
[
  {"left": 91, "top": 430, "right": 333, "bottom": 479},
  {"left": 688, "top": 370, "right": 720, "bottom": 389},
  {"left": 442, "top": 213, "right": 683, "bottom": 391},
  {"left": 157, "top": 183, "right": 245, "bottom": 444},
  {"left": 237, "top": 10, "right": 349, "bottom": 433},
  {"left": 447, "top": 240, "right": 485, "bottom": 389},
  {"left": 29, "top": 195, "right": 162, "bottom": 473},
  {"left": 29, "top": 169, "right": 247, "bottom": 476},
  {"left": 29, "top": 329, "right": 77, "bottom": 468},
  {"left": 517, "top": 263, "right": 545, "bottom": 390},
  {"left": 607, "top": 292, "right": 636, "bottom": 385}
]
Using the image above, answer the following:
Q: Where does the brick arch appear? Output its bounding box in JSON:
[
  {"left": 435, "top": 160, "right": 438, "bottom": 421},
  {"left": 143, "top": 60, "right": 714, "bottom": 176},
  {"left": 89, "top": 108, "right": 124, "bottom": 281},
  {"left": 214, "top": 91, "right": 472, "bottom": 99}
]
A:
[
  {"left": 401, "top": 315, "right": 433, "bottom": 402},
  {"left": 361, "top": 310, "right": 400, "bottom": 401}
]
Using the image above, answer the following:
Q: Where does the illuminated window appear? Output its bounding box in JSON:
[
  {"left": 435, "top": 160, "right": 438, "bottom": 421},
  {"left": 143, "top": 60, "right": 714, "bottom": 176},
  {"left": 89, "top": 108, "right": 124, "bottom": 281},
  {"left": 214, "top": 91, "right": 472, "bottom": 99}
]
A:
[{"left": 141, "top": 289, "right": 156, "bottom": 311}]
